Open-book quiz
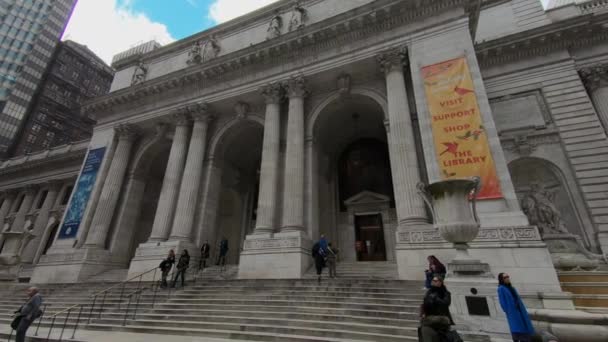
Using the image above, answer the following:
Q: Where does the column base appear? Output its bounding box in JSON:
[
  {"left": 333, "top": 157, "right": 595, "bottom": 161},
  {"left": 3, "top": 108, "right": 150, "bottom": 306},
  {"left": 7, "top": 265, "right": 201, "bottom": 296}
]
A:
[
  {"left": 238, "top": 231, "right": 312, "bottom": 279},
  {"left": 31, "top": 248, "right": 125, "bottom": 284},
  {"left": 128, "top": 239, "right": 198, "bottom": 280}
]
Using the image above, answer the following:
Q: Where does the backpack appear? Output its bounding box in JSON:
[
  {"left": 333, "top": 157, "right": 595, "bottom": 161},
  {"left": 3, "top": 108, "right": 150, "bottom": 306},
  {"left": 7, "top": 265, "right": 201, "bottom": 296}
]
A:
[{"left": 311, "top": 242, "right": 320, "bottom": 258}]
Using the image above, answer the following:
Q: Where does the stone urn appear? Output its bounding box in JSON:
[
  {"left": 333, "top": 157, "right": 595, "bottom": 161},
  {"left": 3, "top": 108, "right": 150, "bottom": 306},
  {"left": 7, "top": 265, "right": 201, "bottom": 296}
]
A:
[{"left": 418, "top": 177, "right": 490, "bottom": 276}]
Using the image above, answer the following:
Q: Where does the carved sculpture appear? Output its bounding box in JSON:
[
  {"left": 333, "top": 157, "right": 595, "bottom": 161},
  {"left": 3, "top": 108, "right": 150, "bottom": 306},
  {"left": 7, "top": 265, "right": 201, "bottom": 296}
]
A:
[
  {"left": 187, "top": 40, "right": 203, "bottom": 64},
  {"left": 131, "top": 60, "right": 148, "bottom": 86},
  {"left": 521, "top": 183, "right": 569, "bottom": 236},
  {"left": 266, "top": 13, "right": 283, "bottom": 40},
  {"left": 0, "top": 229, "right": 35, "bottom": 266},
  {"left": 201, "top": 35, "right": 221, "bottom": 62},
  {"left": 288, "top": 1, "right": 307, "bottom": 32}
]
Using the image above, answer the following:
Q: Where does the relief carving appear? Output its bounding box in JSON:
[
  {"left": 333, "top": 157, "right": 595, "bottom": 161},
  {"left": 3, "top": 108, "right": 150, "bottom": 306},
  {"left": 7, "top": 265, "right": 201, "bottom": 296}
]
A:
[
  {"left": 288, "top": 1, "right": 307, "bottom": 32},
  {"left": 131, "top": 60, "right": 148, "bottom": 86},
  {"left": 187, "top": 36, "right": 221, "bottom": 65},
  {"left": 520, "top": 183, "right": 569, "bottom": 236},
  {"left": 266, "top": 12, "right": 283, "bottom": 40}
]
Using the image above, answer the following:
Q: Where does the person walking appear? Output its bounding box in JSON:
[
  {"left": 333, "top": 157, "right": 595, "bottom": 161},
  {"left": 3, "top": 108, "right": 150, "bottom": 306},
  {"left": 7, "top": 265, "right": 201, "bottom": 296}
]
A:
[
  {"left": 419, "top": 276, "right": 457, "bottom": 342},
  {"left": 424, "top": 255, "right": 447, "bottom": 289},
  {"left": 311, "top": 240, "right": 326, "bottom": 284},
  {"left": 217, "top": 237, "right": 229, "bottom": 268},
  {"left": 159, "top": 249, "right": 175, "bottom": 289},
  {"left": 12, "top": 287, "right": 43, "bottom": 342},
  {"left": 199, "top": 241, "right": 210, "bottom": 270},
  {"left": 327, "top": 242, "right": 338, "bottom": 278},
  {"left": 171, "top": 249, "right": 190, "bottom": 288},
  {"left": 498, "top": 273, "right": 535, "bottom": 342}
]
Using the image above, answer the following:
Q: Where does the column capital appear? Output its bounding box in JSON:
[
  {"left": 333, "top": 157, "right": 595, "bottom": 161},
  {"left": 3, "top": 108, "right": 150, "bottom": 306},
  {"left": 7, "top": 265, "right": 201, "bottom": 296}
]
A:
[
  {"left": 171, "top": 110, "right": 192, "bottom": 127},
  {"left": 285, "top": 75, "right": 309, "bottom": 98},
  {"left": 259, "top": 82, "right": 284, "bottom": 104},
  {"left": 580, "top": 65, "right": 608, "bottom": 93},
  {"left": 377, "top": 47, "right": 408, "bottom": 75},
  {"left": 187, "top": 101, "right": 211, "bottom": 117},
  {"left": 0, "top": 189, "right": 18, "bottom": 198},
  {"left": 43, "top": 180, "right": 64, "bottom": 192},
  {"left": 115, "top": 124, "right": 141, "bottom": 141},
  {"left": 22, "top": 184, "right": 39, "bottom": 196}
]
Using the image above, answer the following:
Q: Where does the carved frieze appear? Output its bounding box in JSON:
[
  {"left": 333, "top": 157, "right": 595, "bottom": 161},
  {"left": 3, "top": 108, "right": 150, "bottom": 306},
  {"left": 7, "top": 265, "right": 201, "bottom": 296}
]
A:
[
  {"left": 234, "top": 101, "right": 250, "bottom": 120},
  {"left": 288, "top": 1, "right": 307, "bottom": 32},
  {"left": 243, "top": 237, "right": 300, "bottom": 250},
  {"left": 266, "top": 11, "right": 283, "bottom": 40},
  {"left": 398, "top": 226, "right": 541, "bottom": 244},
  {"left": 131, "top": 60, "right": 148, "bottom": 86},
  {"left": 501, "top": 132, "right": 561, "bottom": 156}
]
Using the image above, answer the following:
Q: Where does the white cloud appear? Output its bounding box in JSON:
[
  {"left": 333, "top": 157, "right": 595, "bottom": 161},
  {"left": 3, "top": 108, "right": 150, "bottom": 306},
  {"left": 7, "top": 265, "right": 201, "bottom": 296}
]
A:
[
  {"left": 62, "top": 0, "right": 175, "bottom": 65},
  {"left": 209, "top": 0, "right": 279, "bottom": 23}
]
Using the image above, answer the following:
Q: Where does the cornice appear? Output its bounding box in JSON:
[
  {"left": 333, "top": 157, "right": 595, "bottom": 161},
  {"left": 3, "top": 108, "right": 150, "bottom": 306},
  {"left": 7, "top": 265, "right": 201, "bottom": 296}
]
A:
[
  {"left": 476, "top": 12, "right": 608, "bottom": 67},
  {"left": 84, "top": 0, "right": 478, "bottom": 117},
  {"left": 0, "top": 142, "right": 88, "bottom": 177}
]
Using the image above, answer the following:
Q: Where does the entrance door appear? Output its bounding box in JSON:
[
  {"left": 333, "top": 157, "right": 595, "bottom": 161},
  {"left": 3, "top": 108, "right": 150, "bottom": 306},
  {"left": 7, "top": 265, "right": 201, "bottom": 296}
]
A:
[{"left": 354, "top": 214, "right": 386, "bottom": 261}]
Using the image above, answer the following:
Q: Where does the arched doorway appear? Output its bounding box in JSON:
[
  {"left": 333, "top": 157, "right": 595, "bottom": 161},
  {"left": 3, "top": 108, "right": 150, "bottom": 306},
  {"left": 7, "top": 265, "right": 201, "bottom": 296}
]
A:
[
  {"left": 208, "top": 119, "right": 263, "bottom": 265},
  {"left": 312, "top": 93, "right": 396, "bottom": 262}
]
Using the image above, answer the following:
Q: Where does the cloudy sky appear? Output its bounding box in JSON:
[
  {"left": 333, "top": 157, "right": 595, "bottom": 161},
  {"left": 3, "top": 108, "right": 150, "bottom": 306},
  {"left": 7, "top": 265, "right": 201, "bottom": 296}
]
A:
[{"left": 62, "top": 0, "right": 551, "bottom": 65}]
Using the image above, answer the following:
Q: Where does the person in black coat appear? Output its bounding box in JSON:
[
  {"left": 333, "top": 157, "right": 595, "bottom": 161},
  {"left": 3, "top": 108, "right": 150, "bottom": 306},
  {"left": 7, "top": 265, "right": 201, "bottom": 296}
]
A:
[
  {"left": 199, "top": 241, "right": 210, "bottom": 270},
  {"left": 171, "top": 249, "right": 190, "bottom": 288},
  {"left": 159, "top": 249, "right": 175, "bottom": 289},
  {"left": 216, "top": 237, "right": 229, "bottom": 266},
  {"left": 420, "top": 276, "right": 454, "bottom": 342}
]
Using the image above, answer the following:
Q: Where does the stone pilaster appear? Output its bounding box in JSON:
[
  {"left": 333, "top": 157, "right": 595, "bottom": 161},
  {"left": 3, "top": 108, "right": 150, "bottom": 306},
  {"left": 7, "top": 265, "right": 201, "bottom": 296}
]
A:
[
  {"left": 377, "top": 48, "right": 428, "bottom": 231},
  {"left": 281, "top": 76, "right": 308, "bottom": 233},
  {"left": 22, "top": 180, "right": 63, "bottom": 264},
  {"left": 11, "top": 185, "right": 39, "bottom": 232},
  {"left": 84, "top": 124, "right": 140, "bottom": 248},
  {"left": 253, "top": 83, "right": 284, "bottom": 234},
  {"left": 170, "top": 103, "right": 212, "bottom": 241},
  {"left": 148, "top": 111, "right": 191, "bottom": 242},
  {"left": 581, "top": 66, "right": 608, "bottom": 134},
  {"left": 0, "top": 190, "right": 17, "bottom": 228}
]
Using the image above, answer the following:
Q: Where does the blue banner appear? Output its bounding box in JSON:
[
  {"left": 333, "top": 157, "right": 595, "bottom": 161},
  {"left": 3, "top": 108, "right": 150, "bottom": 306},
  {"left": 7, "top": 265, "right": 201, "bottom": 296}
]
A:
[{"left": 58, "top": 147, "right": 106, "bottom": 239}]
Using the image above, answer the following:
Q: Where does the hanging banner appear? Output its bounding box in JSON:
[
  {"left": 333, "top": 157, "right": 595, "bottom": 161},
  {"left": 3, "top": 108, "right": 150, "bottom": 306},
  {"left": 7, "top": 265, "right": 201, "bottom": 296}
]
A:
[
  {"left": 422, "top": 57, "right": 502, "bottom": 199},
  {"left": 58, "top": 147, "right": 106, "bottom": 239}
]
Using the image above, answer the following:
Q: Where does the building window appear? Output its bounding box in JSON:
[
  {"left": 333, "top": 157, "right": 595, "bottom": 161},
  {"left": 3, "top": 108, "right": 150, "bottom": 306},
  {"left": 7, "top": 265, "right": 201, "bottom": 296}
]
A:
[
  {"left": 36, "top": 190, "right": 48, "bottom": 209},
  {"left": 32, "top": 122, "right": 41, "bottom": 131},
  {"left": 26, "top": 133, "right": 36, "bottom": 143},
  {"left": 61, "top": 185, "right": 73, "bottom": 205}
]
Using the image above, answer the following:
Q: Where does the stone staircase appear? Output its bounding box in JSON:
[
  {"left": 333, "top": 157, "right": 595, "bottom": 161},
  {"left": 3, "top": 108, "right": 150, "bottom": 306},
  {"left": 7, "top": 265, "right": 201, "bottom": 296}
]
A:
[
  {"left": 87, "top": 268, "right": 130, "bottom": 283},
  {"left": 0, "top": 265, "right": 491, "bottom": 341},
  {"left": 559, "top": 270, "right": 608, "bottom": 313},
  {"left": 304, "top": 261, "right": 399, "bottom": 279}
]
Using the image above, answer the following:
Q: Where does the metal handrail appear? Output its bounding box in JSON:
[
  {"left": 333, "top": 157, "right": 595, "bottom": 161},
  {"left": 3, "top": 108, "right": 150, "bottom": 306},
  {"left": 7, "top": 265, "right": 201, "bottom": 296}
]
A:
[
  {"left": 42, "top": 266, "right": 159, "bottom": 341},
  {"left": 91, "top": 267, "right": 158, "bottom": 297}
]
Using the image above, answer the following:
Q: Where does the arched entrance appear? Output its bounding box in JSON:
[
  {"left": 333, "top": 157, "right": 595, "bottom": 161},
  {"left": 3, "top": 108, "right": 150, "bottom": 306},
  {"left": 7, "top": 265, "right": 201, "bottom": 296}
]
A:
[
  {"left": 207, "top": 119, "right": 263, "bottom": 265},
  {"left": 311, "top": 92, "right": 396, "bottom": 262}
]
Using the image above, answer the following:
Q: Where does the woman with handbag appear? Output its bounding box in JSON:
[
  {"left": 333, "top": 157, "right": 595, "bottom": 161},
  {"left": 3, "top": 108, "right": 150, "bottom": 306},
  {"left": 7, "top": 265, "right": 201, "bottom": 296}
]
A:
[{"left": 419, "top": 276, "right": 462, "bottom": 342}]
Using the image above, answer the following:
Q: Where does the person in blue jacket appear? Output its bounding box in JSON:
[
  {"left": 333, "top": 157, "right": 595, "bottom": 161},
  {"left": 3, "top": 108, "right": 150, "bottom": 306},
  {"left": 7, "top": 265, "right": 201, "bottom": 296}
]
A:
[{"left": 497, "top": 273, "right": 535, "bottom": 342}]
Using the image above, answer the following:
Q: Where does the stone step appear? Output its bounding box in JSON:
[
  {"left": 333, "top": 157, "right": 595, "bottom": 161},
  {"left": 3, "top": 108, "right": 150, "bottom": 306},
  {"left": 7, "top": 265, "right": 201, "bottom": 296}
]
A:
[
  {"left": 562, "top": 282, "right": 608, "bottom": 294},
  {"left": 156, "top": 298, "right": 413, "bottom": 311},
  {"left": 96, "top": 309, "right": 420, "bottom": 325},
  {"left": 86, "top": 321, "right": 418, "bottom": 342},
  {"left": 558, "top": 271, "right": 608, "bottom": 283},
  {"left": 571, "top": 294, "right": 608, "bottom": 308},
  {"left": 92, "top": 316, "right": 417, "bottom": 335},
  {"left": 165, "top": 295, "right": 420, "bottom": 305},
  {"left": 158, "top": 288, "right": 422, "bottom": 299}
]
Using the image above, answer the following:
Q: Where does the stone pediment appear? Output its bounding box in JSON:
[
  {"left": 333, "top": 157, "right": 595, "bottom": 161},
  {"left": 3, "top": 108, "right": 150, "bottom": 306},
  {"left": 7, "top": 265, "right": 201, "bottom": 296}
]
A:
[{"left": 344, "top": 191, "right": 390, "bottom": 207}]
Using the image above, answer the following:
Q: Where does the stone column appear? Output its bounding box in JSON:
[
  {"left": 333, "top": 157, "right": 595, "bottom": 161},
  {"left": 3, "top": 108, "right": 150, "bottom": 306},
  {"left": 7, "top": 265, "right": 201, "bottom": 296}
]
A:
[
  {"left": 22, "top": 180, "right": 62, "bottom": 263},
  {"left": 84, "top": 124, "right": 140, "bottom": 248},
  {"left": 197, "top": 158, "right": 222, "bottom": 246},
  {"left": 281, "top": 76, "right": 308, "bottom": 232},
  {"left": 253, "top": 83, "right": 283, "bottom": 234},
  {"left": 148, "top": 112, "right": 191, "bottom": 242},
  {"left": 377, "top": 48, "right": 428, "bottom": 231},
  {"left": 11, "top": 185, "right": 39, "bottom": 232},
  {"left": 170, "top": 103, "right": 212, "bottom": 241},
  {"left": 581, "top": 65, "right": 608, "bottom": 134}
]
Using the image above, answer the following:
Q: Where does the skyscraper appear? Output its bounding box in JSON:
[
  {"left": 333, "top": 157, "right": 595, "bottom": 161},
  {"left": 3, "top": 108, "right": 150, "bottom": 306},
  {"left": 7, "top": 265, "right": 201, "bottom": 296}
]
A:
[
  {"left": 0, "top": 0, "right": 77, "bottom": 157},
  {"left": 11, "top": 40, "right": 113, "bottom": 156}
]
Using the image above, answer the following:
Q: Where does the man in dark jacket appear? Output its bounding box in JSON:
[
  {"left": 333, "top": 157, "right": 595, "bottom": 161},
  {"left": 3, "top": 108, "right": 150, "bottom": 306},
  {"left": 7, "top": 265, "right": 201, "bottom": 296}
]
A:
[
  {"left": 199, "top": 241, "right": 210, "bottom": 270},
  {"left": 14, "top": 287, "right": 43, "bottom": 342},
  {"left": 171, "top": 250, "right": 190, "bottom": 288},
  {"left": 217, "top": 238, "right": 228, "bottom": 267}
]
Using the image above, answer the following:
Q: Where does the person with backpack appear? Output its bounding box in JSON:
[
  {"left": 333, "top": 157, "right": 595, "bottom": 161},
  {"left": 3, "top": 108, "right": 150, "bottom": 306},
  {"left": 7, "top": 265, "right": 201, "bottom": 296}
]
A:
[
  {"left": 12, "top": 287, "right": 43, "bottom": 342},
  {"left": 159, "top": 249, "right": 175, "bottom": 289},
  {"left": 172, "top": 249, "right": 190, "bottom": 288}
]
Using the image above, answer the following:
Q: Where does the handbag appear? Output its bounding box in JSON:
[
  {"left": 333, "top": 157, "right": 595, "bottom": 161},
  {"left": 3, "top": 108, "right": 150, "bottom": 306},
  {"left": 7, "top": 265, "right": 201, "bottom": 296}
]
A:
[{"left": 10, "top": 315, "right": 22, "bottom": 330}]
